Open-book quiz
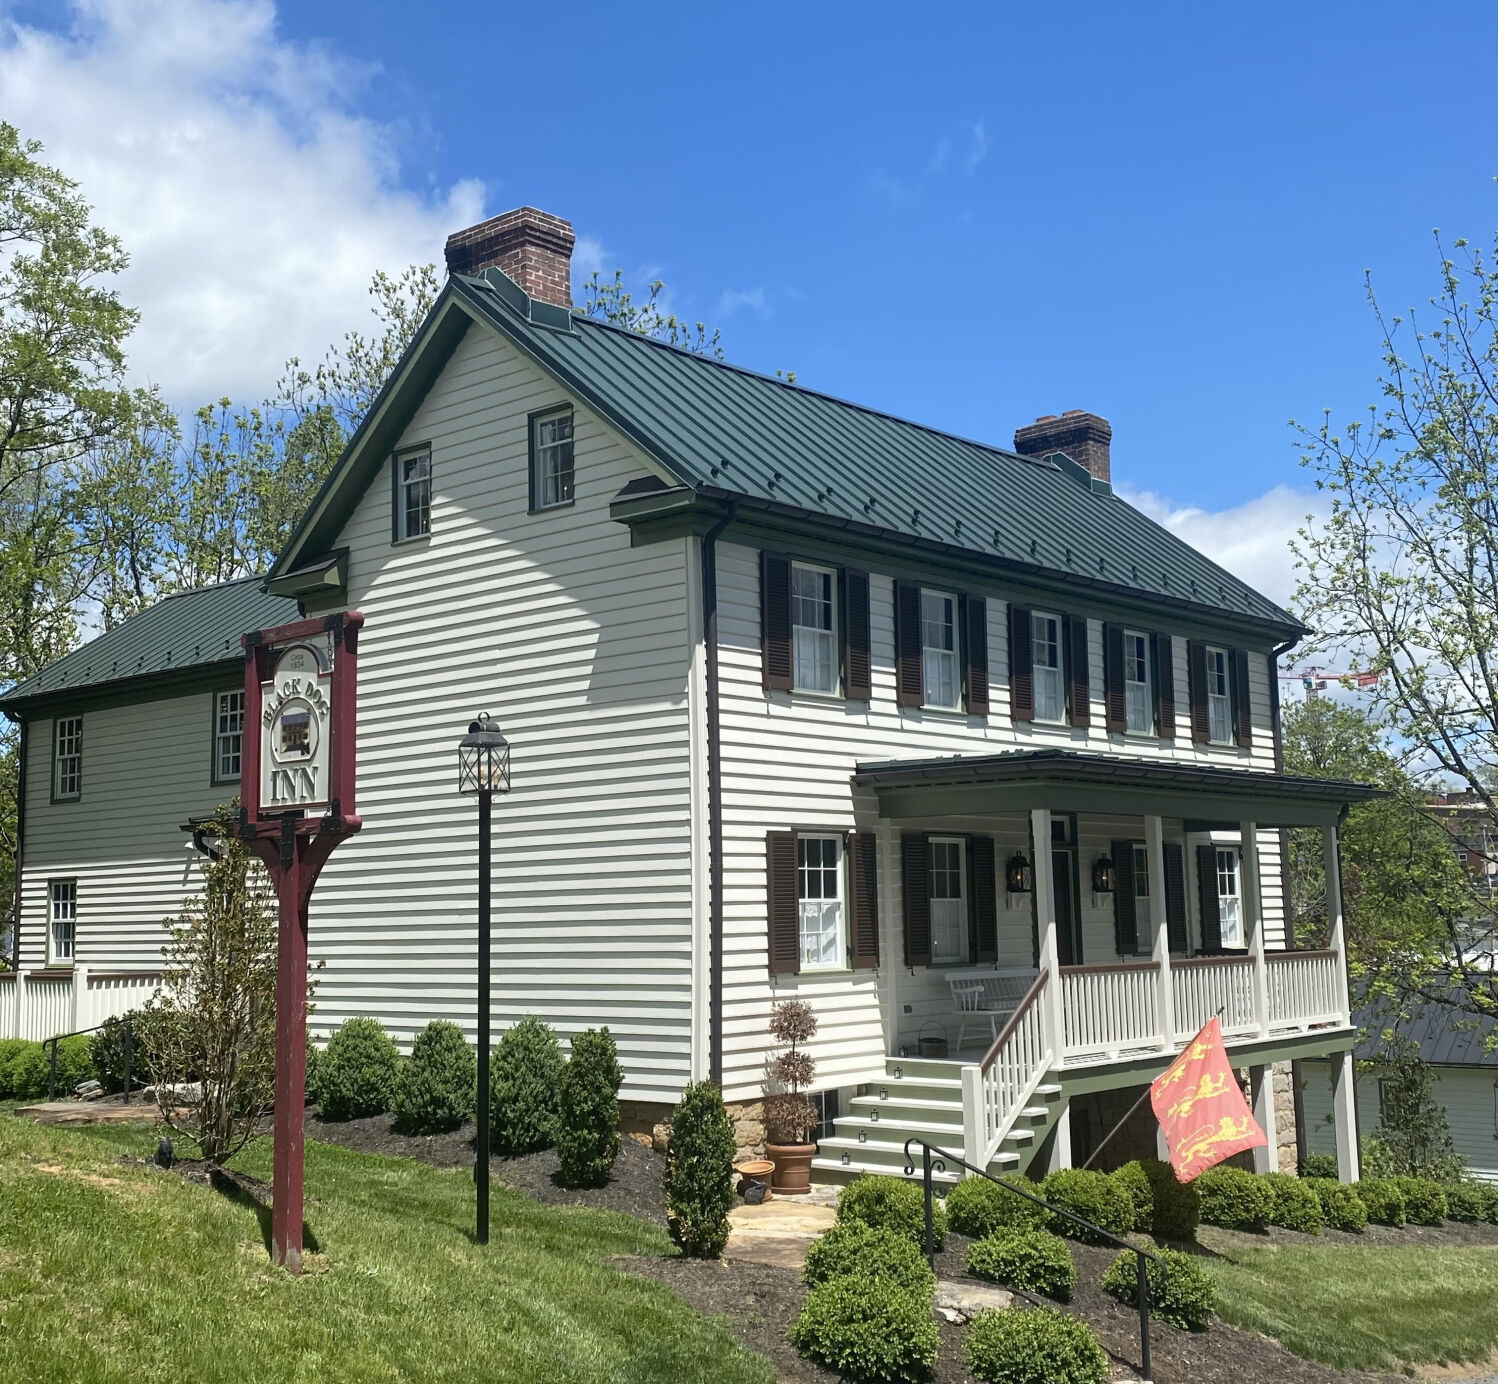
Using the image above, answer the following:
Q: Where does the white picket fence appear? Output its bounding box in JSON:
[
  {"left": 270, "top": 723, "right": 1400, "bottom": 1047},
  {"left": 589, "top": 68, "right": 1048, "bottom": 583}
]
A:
[{"left": 0, "top": 968, "right": 162, "bottom": 1043}]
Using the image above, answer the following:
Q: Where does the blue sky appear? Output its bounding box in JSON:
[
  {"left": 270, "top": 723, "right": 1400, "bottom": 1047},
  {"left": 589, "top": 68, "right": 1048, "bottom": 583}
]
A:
[{"left": 6, "top": 0, "right": 1498, "bottom": 600}]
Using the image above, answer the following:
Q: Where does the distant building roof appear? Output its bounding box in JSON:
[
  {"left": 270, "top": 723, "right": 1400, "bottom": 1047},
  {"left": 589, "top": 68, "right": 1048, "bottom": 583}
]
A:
[{"left": 1354, "top": 989, "right": 1498, "bottom": 1069}]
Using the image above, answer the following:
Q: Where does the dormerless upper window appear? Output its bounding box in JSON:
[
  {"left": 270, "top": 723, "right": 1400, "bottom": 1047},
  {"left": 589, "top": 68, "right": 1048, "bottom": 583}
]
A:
[
  {"left": 48, "top": 879, "right": 75, "bottom": 966},
  {"left": 1032, "top": 612, "right": 1064, "bottom": 723},
  {"left": 1124, "top": 630, "right": 1152, "bottom": 735},
  {"left": 929, "top": 837, "right": 967, "bottom": 963},
  {"left": 1206, "top": 646, "right": 1233, "bottom": 744},
  {"left": 54, "top": 717, "right": 82, "bottom": 800},
  {"left": 798, "top": 835, "right": 845, "bottom": 969},
  {"left": 214, "top": 689, "right": 245, "bottom": 782},
  {"left": 396, "top": 449, "right": 431, "bottom": 540},
  {"left": 791, "top": 563, "right": 837, "bottom": 694},
  {"left": 531, "top": 408, "right": 575, "bottom": 509},
  {"left": 921, "top": 592, "right": 959, "bottom": 709},
  {"left": 1216, "top": 847, "right": 1244, "bottom": 948}
]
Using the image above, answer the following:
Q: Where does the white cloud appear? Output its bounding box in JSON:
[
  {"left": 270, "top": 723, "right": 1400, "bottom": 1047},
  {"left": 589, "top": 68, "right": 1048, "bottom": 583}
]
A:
[
  {"left": 717, "top": 286, "right": 768, "bottom": 318},
  {"left": 964, "top": 119, "right": 988, "bottom": 175},
  {"left": 0, "top": 0, "right": 487, "bottom": 404},
  {"left": 1119, "top": 483, "right": 1327, "bottom": 611}
]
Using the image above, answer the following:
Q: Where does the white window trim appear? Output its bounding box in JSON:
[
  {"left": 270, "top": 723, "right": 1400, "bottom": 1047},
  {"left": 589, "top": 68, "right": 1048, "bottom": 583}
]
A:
[
  {"left": 790, "top": 561, "right": 840, "bottom": 697},
  {"left": 920, "top": 590, "right": 960, "bottom": 711},
  {"left": 53, "top": 716, "right": 82, "bottom": 801},
  {"left": 213, "top": 689, "right": 245, "bottom": 784},
  {"left": 47, "top": 878, "right": 76, "bottom": 968},
  {"left": 531, "top": 407, "right": 575, "bottom": 511},
  {"left": 1130, "top": 842, "right": 1152, "bottom": 954},
  {"left": 1205, "top": 644, "right": 1233, "bottom": 745},
  {"left": 1123, "top": 629, "right": 1153, "bottom": 736},
  {"left": 1215, "top": 845, "right": 1244, "bottom": 949},
  {"left": 928, "top": 835, "right": 968, "bottom": 965},
  {"left": 1032, "top": 610, "right": 1066, "bottom": 725},
  {"left": 394, "top": 446, "right": 431, "bottom": 543},
  {"left": 797, "top": 833, "right": 847, "bottom": 971}
]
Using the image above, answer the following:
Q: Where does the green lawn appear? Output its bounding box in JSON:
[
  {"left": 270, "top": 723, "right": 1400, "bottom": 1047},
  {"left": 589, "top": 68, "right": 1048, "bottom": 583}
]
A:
[
  {"left": 1202, "top": 1236, "right": 1498, "bottom": 1373},
  {"left": 0, "top": 1117, "right": 773, "bottom": 1384}
]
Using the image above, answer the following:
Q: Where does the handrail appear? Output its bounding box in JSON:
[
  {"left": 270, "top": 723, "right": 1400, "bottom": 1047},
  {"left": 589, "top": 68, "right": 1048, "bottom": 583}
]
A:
[
  {"left": 1170, "top": 953, "right": 1253, "bottom": 969},
  {"left": 1264, "top": 949, "right": 1337, "bottom": 962},
  {"left": 1059, "top": 960, "right": 1161, "bottom": 977},
  {"left": 902, "top": 1135, "right": 1161, "bottom": 1381},
  {"left": 979, "top": 969, "right": 1048, "bottom": 1074},
  {"left": 44, "top": 1016, "right": 136, "bottom": 1105}
]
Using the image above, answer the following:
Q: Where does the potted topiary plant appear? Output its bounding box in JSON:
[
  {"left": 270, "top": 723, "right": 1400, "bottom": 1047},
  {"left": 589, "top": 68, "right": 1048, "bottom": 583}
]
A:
[{"left": 765, "top": 998, "right": 819, "bottom": 1194}]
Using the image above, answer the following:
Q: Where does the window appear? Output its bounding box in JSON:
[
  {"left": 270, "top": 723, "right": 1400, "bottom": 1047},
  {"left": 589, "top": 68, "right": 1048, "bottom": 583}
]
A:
[
  {"left": 791, "top": 563, "right": 837, "bottom": 693},
  {"left": 1131, "top": 842, "right": 1152, "bottom": 950},
  {"left": 395, "top": 449, "right": 431, "bottom": 540},
  {"left": 1032, "top": 612, "right": 1064, "bottom": 723},
  {"left": 53, "top": 716, "right": 82, "bottom": 800},
  {"left": 48, "top": 879, "right": 75, "bottom": 966},
  {"left": 929, "top": 837, "right": 967, "bottom": 963},
  {"left": 1216, "top": 847, "right": 1244, "bottom": 948},
  {"left": 797, "top": 835, "right": 845, "bottom": 969},
  {"left": 1206, "top": 646, "right": 1233, "bottom": 744},
  {"left": 531, "top": 407, "right": 575, "bottom": 509},
  {"left": 921, "top": 591, "right": 959, "bottom": 708},
  {"left": 213, "top": 689, "right": 244, "bottom": 783},
  {"left": 1124, "top": 630, "right": 1152, "bottom": 735}
]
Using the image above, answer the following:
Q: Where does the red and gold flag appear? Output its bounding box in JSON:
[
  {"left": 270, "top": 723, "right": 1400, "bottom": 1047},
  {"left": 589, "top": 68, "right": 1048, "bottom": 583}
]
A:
[{"left": 1150, "top": 1017, "right": 1266, "bottom": 1182}]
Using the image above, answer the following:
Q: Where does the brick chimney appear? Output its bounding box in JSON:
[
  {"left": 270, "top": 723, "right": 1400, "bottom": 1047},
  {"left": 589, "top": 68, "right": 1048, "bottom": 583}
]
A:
[
  {"left": 1013, "top": 409, "right": 1112, "bottom": 483},
  {"left": 444, "top": 207, "right": 575, "bottom": 308}
]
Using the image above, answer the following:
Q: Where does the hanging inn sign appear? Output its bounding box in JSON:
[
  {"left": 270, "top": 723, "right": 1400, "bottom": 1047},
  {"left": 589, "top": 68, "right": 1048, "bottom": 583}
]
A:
[{"left": 240, "top": 611, "right": 364, "bottom": 1272}]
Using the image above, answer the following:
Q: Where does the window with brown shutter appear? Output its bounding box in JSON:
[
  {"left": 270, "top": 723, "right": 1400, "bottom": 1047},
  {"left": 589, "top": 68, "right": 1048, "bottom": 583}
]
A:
[
  {"left": 1232, "top": 648, "right": 1253, "bottom": 747},
  {"left": 1187, "top": 640, "right": 1211, "bottom": 744},
  {"left": 900, "top": 832, "right": 931, "bottom": 966},
  {"left": 1153, "top": 633, "right": 1176, "bottom": 739},
  {"left": 970, "top": 835, "right": 997, "bottom": 963},
  {"left": 843, "top": 570, "right": 872, "bottom": 701},
  {"left": 766, "top": 831, "right": 800, "bottom": 974},
  {"left": 1196, "top": 842, "right": 1222, "bottom": 953},
  {"left": 1066, "top": 615, "right": 1091, "bottom": 728},
  {"left": 761, "top": 552, "right": 793, "bottom": 691},
  {"left": 1112, "top": 838, "right": 1138, "bottom": 954},
  {"left": 963, "top": 595, "right": 989, "bottom": 716},
  {"left": 1008, "top": 603, "right": 1034, "bottom": 721},
  {"left": 849, "top": 832, "right": 879, "bottom": 968},
  {"left": 895, "top": 581, "right": 924, "bottom": 707},
  {"left": 1163, "top": 842, "right": 1188, "bottom": 953},
  {"left": 1103, "top": 624, "right": 1127, "bottom": 734}
]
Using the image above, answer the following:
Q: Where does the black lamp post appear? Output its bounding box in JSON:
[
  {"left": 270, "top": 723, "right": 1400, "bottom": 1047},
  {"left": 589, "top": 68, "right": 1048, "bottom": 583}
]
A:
[{"left": 458, "top": 712, "right": 511, "bottom": 1245}]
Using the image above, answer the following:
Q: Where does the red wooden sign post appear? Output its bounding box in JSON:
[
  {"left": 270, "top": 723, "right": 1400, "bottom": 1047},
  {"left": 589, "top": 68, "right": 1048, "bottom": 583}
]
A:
[{"left": 239, "top": 610, "right": 363, "bottom": 1272}]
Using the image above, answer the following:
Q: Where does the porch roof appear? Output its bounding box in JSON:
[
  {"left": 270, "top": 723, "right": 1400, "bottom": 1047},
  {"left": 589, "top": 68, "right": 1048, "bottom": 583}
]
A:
[{"left": 853, "top": 748, "right": 1381, "bottom": 828}]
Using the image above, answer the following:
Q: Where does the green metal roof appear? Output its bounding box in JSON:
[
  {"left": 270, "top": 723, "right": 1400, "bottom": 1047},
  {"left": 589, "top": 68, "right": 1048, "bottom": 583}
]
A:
[{"left": 0, "top": 576, "right": 298, "bottom": 709}]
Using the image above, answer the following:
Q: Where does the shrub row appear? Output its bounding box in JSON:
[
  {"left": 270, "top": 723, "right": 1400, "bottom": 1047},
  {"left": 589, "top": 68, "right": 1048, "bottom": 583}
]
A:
[{"left": 0, "top": 1035, "right": 91, "bottom": 1099}]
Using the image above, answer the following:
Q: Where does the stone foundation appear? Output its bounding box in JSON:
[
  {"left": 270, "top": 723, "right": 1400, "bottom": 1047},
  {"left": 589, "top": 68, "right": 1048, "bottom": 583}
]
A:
[
  {"left": 724, "top": 1099, "right": 766, "bottom": 1160},
  {"left": 1272, "top": 1061, "right": 1300, "bottom": 1174},
  {"left": 619, "top": 1099, "right": 674, "bottom": 1152}
]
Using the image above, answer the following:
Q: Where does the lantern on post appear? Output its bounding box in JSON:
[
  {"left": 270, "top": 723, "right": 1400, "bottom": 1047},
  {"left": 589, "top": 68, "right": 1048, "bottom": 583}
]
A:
[
  {"left": 1005, "top": 852, "right": 1034, "bottom": 894},
  {"left": 458, "top": 713, "right": 510, "bottom": 1246},
  {"left": 1092, "top": 853, "right": 1116, "bottom": 894}
]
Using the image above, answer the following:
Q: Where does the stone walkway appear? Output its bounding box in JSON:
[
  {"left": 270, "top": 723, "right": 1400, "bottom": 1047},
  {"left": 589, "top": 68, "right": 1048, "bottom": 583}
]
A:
[{"left": 725, "top": 1195, "right": 836, "bottom": 1269}]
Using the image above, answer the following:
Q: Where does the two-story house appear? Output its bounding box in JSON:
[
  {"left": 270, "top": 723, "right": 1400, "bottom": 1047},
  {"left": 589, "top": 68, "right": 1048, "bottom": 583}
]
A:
[{"left": 0, "top": 206, "right": 1375, "bottom": 1182}]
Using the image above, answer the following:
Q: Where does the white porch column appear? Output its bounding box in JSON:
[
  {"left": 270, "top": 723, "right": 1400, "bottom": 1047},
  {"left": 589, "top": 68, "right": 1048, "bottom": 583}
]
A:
[
  {"left": 1031, "top": 808, "right": 1065, "bottom": 1061},
  {"left": 1249, "top": 1064, "right": 1278, "bottom": 1173},
  {"left": 1145, "top": 815, "right": 1175, "bottom": 1052},
  {"left": 1241, "top": 821, "right": 1269, "bottom": 1037},
  {"left": 72, "top": 964, "right": 88, "bottom": 1033},
  {"left": 13, "top": 968, "right": 25, "bottom": 1040},
  {"left": 1323, "top": 822, "right": 1350, "bottom": 1023},
  {"left": 1046, "top": 1104, "right": 1074, "bottom": 1173},
  {"left": 1156, "top": 1126, "right": 1171, "bottom": 1160},
  {"left": 1331, "top": 1050, "right": 1361, "bottom": 1182},
  {"left": 879, "top": 822, "right": 900, "bottom": 1053}
]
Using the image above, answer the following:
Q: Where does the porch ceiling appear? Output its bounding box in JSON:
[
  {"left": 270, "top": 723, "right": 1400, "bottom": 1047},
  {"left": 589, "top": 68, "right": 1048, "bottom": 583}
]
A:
[{"left": 853, "top": 748, "right": 1381, "bottom": 828}]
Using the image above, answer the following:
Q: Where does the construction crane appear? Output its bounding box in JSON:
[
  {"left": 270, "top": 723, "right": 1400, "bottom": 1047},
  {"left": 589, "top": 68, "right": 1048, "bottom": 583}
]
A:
[{"left": 1278, "top": 665, "right": 1380, "bottom": 701}]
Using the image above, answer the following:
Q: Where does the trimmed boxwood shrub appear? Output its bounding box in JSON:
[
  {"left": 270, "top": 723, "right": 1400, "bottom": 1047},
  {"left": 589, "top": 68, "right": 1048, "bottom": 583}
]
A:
[
  {"left": 837, "top": 1174, "right": 948, "bottom": 1250},
  {"left": 1299, "top": 1152, "right": 1339, "bottom": 1180},
  {"left": 5, "top": 1042, "right": 48, "bottom": 1100},
  {"left": 1039, "top": 1168, "right": 1134, "bottom": 1243},
  {"left": 1392, "top": 1176, "right": 1447, "bottom": 1226},
  {"left": 791, "top": 1275, "right": 938, "bottom": 1384},
  {"left": 0, "top": 1038, "right": 37, "bottom": 1098},
  {"left": 89, "top": 1012, "right": 151, "bottom": 1094},
  {"left": 4, "top": 1036, "right": 93, "bottom": 1100},
  {"left": 944, "top": 1174, "right": 1048, "bottom": 1239},
  {"left": 557, "top": 1027, "right": 625, "bottom": 1188},
  {"left": 1112, "top": 1162, "right": 1153, "bottom": 1229},
  {"left": 965, "top": 1306, "right": 1108, "bottom": 1384},
  {"left": 966, "top": 1228, "right": 1076, "bottom": 1301},
  {"left": 1357, "top": 1178, "right": 1407, "bottom": 1227},
  {"left": 313, "top": 1016, "right": 401, "bottom": 1121},
  {"left": 1102, "top": 1247, "right": 1217, "bottom": 1331},
  {"left": 1305, "top": 1178, "right": 1367, "bottom": 1233},
  {"left": 663, "top": 1080, "right": 735, "bottom": 1258},
  {"left": 52, "top": 1035, "right": 92, "bottom": 1096},
  {"left": 490, "top": 1014, "right": 564, "bottom": 1155},
  {"left": 393, "top": 1020, "right": 474, "bottom": 1134},
  {"left": 1195, "top": 1165, "right": 1273, "bottom": 1232},
  {"left": 804, "top": 1221, "right": 936, "bottom": 1294},
  {"left": 1481, "top": 1185, "right": 1498, "bottom": 1225},
  {"left": 1262, "top": 1172, "right": 1323, "bottom": 1234},
  {"left": 1138, "top": 1157, "right": 1200, "bottom": 1240},
  {"left": 1442, "top": 1182, "right": 1488, "bottom": 1222}
]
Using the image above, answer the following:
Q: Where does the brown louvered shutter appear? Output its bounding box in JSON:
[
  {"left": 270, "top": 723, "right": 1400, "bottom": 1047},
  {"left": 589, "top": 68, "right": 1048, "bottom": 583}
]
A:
[
  {"left": 844, "top": 570, "right": 872, "bottom": 701},
  {"left": 1197, "top": 843, "right": 1222, "bottom": 954},
  {"left": 766, "top": 831, "right": 800, "bottom": 974},
  {"left": 761, "top": 552, "right": 793, "bottom": 692},
  {"left": 901, "top": 832, "right": 931, "bottom": 966},
  {"left": 1163, "top": 843, "right": 1189, "bottom": 954},
  {"left": 895, "top": 581, "right": 924, "bottom": 707},
  {"left": 963, "top": 595, "right": 989, "bottom": 716},
  {"left": 1102, "top": 623, "right": 1127, "bottom": 734},
  {"left": 1232, "top": 648, "right": 1253, "bottom": 747},
  {"left": 1008, "top": 603, "right": 1034, "bottom": 721},
  {"left": 1187, "top": 640, "right": 1211, "bottom": 744},
  {"left": 849, "top": 832, "right": 879, "bottom": 968},
  {"left": 1066, "top": 614, "right": 1091, "bottom": 728},
  {"left": 970, "top": 835, "right": 997, "bottom": 963},
  {"left": 1112, "top": 839, "right": 1137, "bottom": 955},
  {"left": 1152, "top": 633, "right": 1176, "bottom": 739}
]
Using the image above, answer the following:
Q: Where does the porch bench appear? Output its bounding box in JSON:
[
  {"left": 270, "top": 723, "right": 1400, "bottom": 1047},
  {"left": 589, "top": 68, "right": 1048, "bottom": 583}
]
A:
[{"left": 945, "top": 966, "right": 1039, "bottom": 1051}]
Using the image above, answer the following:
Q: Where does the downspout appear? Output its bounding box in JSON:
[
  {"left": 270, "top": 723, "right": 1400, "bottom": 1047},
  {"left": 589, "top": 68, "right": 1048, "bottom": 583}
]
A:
[{"left": 702, "top": 501, "right": 737, "bottom": 1088}]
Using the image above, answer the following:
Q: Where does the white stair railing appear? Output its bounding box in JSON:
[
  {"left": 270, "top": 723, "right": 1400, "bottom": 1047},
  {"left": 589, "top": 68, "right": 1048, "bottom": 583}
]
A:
[
  {"left": 1060, "top": 962, "right": 1161, "bottom": 1058},
  {"left": 962, "top": 971, "right": 1053, "bottom": 1168}
]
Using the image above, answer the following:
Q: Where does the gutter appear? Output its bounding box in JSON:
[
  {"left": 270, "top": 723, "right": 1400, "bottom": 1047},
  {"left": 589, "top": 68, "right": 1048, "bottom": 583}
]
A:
[{"left": 701, "top": 499, "right": 737, "bottom": 1087}]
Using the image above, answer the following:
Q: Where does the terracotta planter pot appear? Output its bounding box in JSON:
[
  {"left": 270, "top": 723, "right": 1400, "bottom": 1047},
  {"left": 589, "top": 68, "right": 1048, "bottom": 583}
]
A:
[{"left": 766, "top": 1141, "right": 816, "bottom": 1194}]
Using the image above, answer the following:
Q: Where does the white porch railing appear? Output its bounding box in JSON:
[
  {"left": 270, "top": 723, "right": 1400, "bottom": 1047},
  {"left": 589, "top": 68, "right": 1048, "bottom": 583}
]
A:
[
  {"left": 1171, "top": 956, "right": 1257, "bottom": 1041},
  {"left": 1061, "top": 964, "right": 1161, "bottom": 1059},
  {"left": 962, "top": 971, "right": 1053, "bottom": 1167},
  {"left": 1266, "top": 951, "right": 1343, "bottom": 1030},
  {"left": 1, "top": 968, "right": 162, "bottom": 1043}
]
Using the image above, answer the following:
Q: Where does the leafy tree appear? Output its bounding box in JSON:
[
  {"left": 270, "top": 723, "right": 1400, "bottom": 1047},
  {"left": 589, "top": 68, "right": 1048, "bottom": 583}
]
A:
[{"left": 1370, "top": 1040, "right": 1465, "bottom": 1181}]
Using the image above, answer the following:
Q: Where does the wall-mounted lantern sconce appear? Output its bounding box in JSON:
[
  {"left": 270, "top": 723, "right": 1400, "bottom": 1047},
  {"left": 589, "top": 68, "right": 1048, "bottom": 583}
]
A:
[
  {"left": 1005, "top": 852, "right": 1034, "bottom": 894},
  {"left": 1092, "top": 853, "right": 1116, "bottom": 894}
]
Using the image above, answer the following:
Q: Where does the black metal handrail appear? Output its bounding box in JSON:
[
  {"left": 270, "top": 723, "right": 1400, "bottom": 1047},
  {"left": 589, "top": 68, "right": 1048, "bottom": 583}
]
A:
[
  {"left": 902, "top": 1136, "right": 1163, "bottom": 1383},
  {"left": 44, "top": 1016, "right": 135, "bottom": 1105}
]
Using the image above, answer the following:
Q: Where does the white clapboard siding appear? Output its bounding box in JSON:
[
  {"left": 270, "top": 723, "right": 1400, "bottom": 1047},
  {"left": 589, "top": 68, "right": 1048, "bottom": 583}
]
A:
[{"left": 716, "top": 546, "right": 1293, "bottom": 1100}]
